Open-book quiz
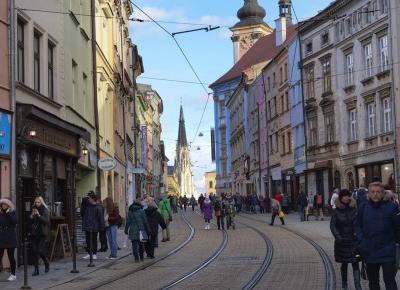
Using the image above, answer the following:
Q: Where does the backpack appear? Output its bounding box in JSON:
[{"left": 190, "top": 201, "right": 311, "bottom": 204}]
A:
[{"left": 316, "top": 195, "right": 323, "bottom": 206}]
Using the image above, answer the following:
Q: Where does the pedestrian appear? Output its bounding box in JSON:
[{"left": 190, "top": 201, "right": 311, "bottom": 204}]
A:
[
  {"left": 144, "top": 200, "right": 166, "bottom": 259},
  {"left": 274, "top": 192, "right": 283, "bottom": 206},
  {"left": 306, "top": 193, "right": 314, "bottom": 221},
  {"left": 269, "top": 198, "right": 285, "bottom": 226},
  {"left": 282, "top": 193, "right": 289, "bottom": 213},
  {"left": 258, "top": 195, "right": 265, "bottom": 214},
  {"left": 330, "top": 189, "right": 361, "bottom": 290},
  {"left": 355, "top": 182, "right": 400, "bottom": 290},
  {"left": 125, "top": 200, "right": 150, "bottom": 262},
  {"left": 159, "top": 195, "right": 172, "bottom": 242},
  {"left": 190, "top": 195, "right": 196, "bottom": 211},
  {"left": 214, "top": 197, "right": 225, "bottom": 230},
  {"left": 330, "top": 188, "right": 339, "bottom": 210},
  {"left": 314, "top": 192, "right": 324, "bottom": 221},
  {"left": 198, "top": 194, "right": 205, "bottom": 213},
  {"left": 29, "top": 196, "right": 50, "bottom": 276},
  {"left": 103, "top": 197, "right": 120, "bottom": 259},
  {"left": 0, "top": 198, "right": 17, "bottom": 281},
  {"left": 224, "top": 195, "right": 236, "bottom": 230},
  {"left": 169, "top": 195, "right": 178, "bottom": 214},
  {"left": 296, "top": 191, "right": 308, "bottom": 222},
  {"left": 353, "top": 187, "right": 368, "bottom": 208},
  {"left": 182, "top": 195, "right": 188, "bottom": 212},
  {"left": 82, "top": 191, "right": 105, "bottom": 260},
  {"left": 203, "top": 196, "right": 213, "bottom": 230}
]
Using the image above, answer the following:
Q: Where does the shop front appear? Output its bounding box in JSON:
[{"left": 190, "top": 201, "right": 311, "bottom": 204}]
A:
[
  {"left": 16, "top": 104, "right": 89, "bottom": 263},
  {"left": 355, "top": 160, "right": 395, "bottom": 190}
]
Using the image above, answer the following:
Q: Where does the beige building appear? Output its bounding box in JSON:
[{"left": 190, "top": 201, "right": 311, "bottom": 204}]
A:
[{"left": 204, "top": 171, "right": 216, "bottom": 196}]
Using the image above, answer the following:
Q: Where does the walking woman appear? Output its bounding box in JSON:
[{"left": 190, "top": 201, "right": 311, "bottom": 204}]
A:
[
  {"left": 125, "top": 200, "right": 150, "bottom": 262},
  {"left": 144, "top": 200, "right": 166, "bottom": 258},
  {"left": 30, "top": 196, "right": 50, "bottom": 276},
  {"left": 0, "top": 199, "right": 17, "bottom": 281},
  {"left": 203, "top": 196, "right": 213, "bottom": 230},
  {"left": 104, "top": 197, "right": 120, "bottom": 259},
  {"left": 330, "top": 189, "right": 361, "bottom": 290},
  {"left": 269, "top": 198, "right": 285, "bottom": 226}
]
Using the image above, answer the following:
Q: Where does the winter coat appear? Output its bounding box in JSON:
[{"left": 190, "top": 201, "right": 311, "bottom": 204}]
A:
[
  {"left": 297, "top": 193, "right": 308, "bottom": 208},
  {"left": 82, "top": 202, "right": 105, "bottom": 233},
  {"left": 274, "top": 194, "right": 283, "bottom": 206},
  {"left": 107, "top": 207, "right": 121, "bottom": 226},
  {"left": 271, "top": 199, "right": 281, "bottom": 215},
  {"left": 214, "top": 200, "right": 225, "bottom": 217},
  {"left": 145, "top": 207, "right": 166, "bottom": 236},
  {"left": 355, "top": 195, "right": 400, "bottom": 264},
  {"left": 330, "top": 198, "right": 358, "bottom": 263},
  {"left": 30, "top": 205, "right": 50, "bottom": 237},
  {"left": 0, "top": 208, "right": 17, "bottom": 248},
  {"left": 125, "top": 203, "right": 150, "bottom": 241},
  {"left": 80, "top": 197, "right": 90, "bottom": 219},
  {"left": 159, "top": 198, "right": 172, "bottom": 220},
  {"left": 203, "top": 200, "right": 213, "bottom": 220},
  {"left": 314, "top": 194, "right": 324, "bottom": 208},
  {"left": 355, "top": 188, "right": 368, "bottom": 208}
]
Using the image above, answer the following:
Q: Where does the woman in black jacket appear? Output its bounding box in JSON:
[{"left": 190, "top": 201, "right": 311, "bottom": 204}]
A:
[
  {"left": 144, "top": 200, "right": 166, "bottom": 258},
  {"left": 30, "top": 196, "right": 50, "bottom": 276},
  {"left": 0, "top": 199, "right": 17, "bottom": 281},
  {"left": 330, "top": 189, "right": 361, "bottom": 290}
]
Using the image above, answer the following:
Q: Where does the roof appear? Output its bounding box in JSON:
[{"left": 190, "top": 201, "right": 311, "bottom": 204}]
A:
[
  {"left": 177, "top": 106, "right": 188, "bottom": 147},
  {"left": 210, "top": 25, "right": 298, "bottom": 88},
  {"left": 232, "top": 0, "right": 267, "bottom": 29}
]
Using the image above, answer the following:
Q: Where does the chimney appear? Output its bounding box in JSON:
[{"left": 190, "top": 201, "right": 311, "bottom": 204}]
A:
[{"left": 275, "top": 16, "right": 287, "bottom": 47}]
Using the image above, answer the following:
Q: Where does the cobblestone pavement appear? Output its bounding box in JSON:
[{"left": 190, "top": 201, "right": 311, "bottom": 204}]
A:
[{"left": 3, "top": 210, "right": 400, "bottom": 289}]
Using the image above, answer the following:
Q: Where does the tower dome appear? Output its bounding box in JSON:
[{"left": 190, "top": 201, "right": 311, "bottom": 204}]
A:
[{"left": 233, "top": 0, "right": 267, "bottom": 28}]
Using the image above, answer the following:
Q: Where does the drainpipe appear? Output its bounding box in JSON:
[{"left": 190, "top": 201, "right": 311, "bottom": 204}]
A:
[
  {"left": 261, "top": 71, "right": 270, "bottom": 198},
  {"left": 91, "top": 0, "right": 101, "bottom": 197},
  {"left": 10, "top": 0, "right": 16, "bottom": 204}
]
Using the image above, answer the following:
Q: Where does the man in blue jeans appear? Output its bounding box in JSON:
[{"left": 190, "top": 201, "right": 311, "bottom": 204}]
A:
[{"left": 355, "top": 182, "right": 400, "bottom": 290}]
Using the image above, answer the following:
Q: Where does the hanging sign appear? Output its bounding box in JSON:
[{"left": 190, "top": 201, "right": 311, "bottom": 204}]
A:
[{"left": 98, "top": 157, "right": 117, "bottom": 171}]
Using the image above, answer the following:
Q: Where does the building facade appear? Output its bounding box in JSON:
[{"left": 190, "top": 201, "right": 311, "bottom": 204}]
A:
[{"left": 204, "top": 171, "right": 216, "bottom": 196}]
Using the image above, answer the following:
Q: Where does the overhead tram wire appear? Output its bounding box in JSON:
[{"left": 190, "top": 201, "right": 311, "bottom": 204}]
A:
[
  {"left": 138, "top": 76, "right": 210, "bottom": 86},
  {"left": 129, "top": 0, "right": 212, "bottom": 146}
]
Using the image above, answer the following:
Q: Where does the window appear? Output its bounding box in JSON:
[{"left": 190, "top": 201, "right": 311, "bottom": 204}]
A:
[
  {"left": 17, "top": 19, "right": 25, "bottom": 82},
  {"left": 273, "top": 73, "right": 276, "bottom": 88},
  {"left": 267, "top": 77, "right": 271, "bottom": 91},
  {"left": 284, "top": 63, "right": 288, "bottom": 81},
  {"left": 325, "top": 113, "right": 335, "bottom": 143},
  {"left": 345, "top": 53, "right": 354, "bottom": 86},
  {"left": 48, "top": 42, "right": 55, "bottom": 99},
  {"left": 219, "top": 101, "right": 225, "bottom": 117},
  {"left": 280, "top": 67, "right": 283, "bottom": 85},
  {"left": 364, "top": 5, "right": 371, "bottom": 24},
  {"left": 352, "top": 12, "right": 357, "bottom": 29},
  {"left": 281, "top": 134, "right": 286, "bottom": 155},
  {"left": 267, "top": 101, "right": 271, "bottom": 119},
  {"left": 346, "top": 18, "right": 352, "bottom": 35},
  {"left": 287, "top": 131, "right": 292, "bottom": 153},
  {"left": 285, "top": 91, "right": 289, "bottom": 111},
  {"left": 358, "top": 9, "right": 362, "bottom": 25},
  {"left": 280, "top": 95, "right": 284, "bottom": 113},
  {"left": 382, "top": 97, "right": 392, "bottom": 133},
  {"left": 380, "top": 0, "right": 388, "bottom": 14},
  {"left": 308, "top": 116, "right": 318, "bottom": 147},
  {"left": 364, "top": 43, "right": 373, "bottom": 78},
  {"left": 367, "top": 103, "right": 376, "bottom": 137},
  {"left": 335, "top": 23, "right": 340, "bottom": 40},
  {"left": 72, "top": 60, "right": 78, "bottom": 103},
  {"left": 349, "top": 109, "right": 357, "bottom": 141},
  {"left": 269, "top": 135, "right": 273, "bottom": 153},
  {"left": 209, "top": 181, "right": 213, "bottom": 188},
  {"left": 321, "top": 32, "right": 329, "bottom": 46},
  {"left": 33, "top": 31, "right": 41, "bottom": 92},
  {"left": 305, "top": 65, "right": 315, "bottom": 99},
  {"left": 321, "top": 56, "right": 331, "bottom": 93},
  {"left": 273, "top": 96, "right": 277, "bottom": 116},
  {"left": 379, "top": 35, "right": 389, "bottom": 72},
  {"left": 306, "top": 42, "right": 312, "bottom": 54}
]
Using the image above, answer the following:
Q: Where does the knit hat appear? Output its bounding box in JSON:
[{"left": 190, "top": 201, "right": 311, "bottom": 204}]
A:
[{"left": 339, "top": 189, "right": 351, "bottom": 199}]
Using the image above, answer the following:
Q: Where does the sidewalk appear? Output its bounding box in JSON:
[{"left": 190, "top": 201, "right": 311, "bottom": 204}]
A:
[{"left": 0, "top": 229, "right": 131, "bottom": 290}]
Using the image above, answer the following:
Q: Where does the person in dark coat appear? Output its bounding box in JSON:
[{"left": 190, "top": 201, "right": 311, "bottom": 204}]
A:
[
  {"left": 330, "top": 189, "right": 361, "bottom": 290},
  {"left": 355, "top": 182, "right": 400, "bottom": 290},
  {"left": 82, "top": 191, "right": 105, "bottom": 260},
  {"left": 144, "top": 201, "right": 166, "bottom": 259},
  {"left": 296, "top": 192, "right": 308, "bottom": 222},
  {"left": 0, "top": 199, "right": 17, "bottom": 281},
  {"left": 354, "top": 187, "right": 368, "bottom": 208},
  {"left": 29, "top": 196, "right": 50, "bottom": 276},
  {"left": 198, "top": 194, "right": 205, "bottom": 213},
  {"left": 125, "top": 200, "right": 150, "bottom": 262}
]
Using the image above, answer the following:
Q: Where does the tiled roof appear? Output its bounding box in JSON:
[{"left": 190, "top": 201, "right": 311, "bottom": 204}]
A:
[{"left": 210, "top": 25, "right": 298, "bottom": 88}]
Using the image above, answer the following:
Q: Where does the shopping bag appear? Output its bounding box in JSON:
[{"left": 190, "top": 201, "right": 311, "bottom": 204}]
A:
[
  {"left": 278, "top": 211, "right": 285, "bottom": 219},
  {"left": 139, "top": 230, "right": 148, "bottom": 242}
]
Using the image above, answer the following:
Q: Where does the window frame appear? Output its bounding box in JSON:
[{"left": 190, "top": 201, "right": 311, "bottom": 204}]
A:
[
  {"left": 324, "top": 112, "right": 335, "bottom": 143},
  {"left": 321, "top": 56, "right": 332, "bottom": 93},
  {"left": 382, "top": 97, "right": 392, "bottom": 133},
  {"left": 33, "top": 30, "right": 41, "bottom": 92},
  {"left": 349, "top": 109, "right": 358, "bottom": 141},
  {"left": 48, "top": 42, "right": 55, "bottom": 99},
  {"left": 17, "top": 18, "right": 25, "bottom": 83},
  {"left": 367, "top": 102, "right": 376, "bottom": 137},
  {"left": 364, "top": 43, "right": 373, "bottom": 78},
  {"left": 345, "top": 52, "right": 354, "bottom": 86},
  {"left": 379, "top": 35, "right": 389, "bottom": 72}
]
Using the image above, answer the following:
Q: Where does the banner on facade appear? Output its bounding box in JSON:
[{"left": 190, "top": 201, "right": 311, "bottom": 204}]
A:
[
  {"left": 0, "top": 111, "right": 11, "bottom": 156},
  {"left": 271, "top": 167, "right": 282, "bottom": 181},
  {"left": 211, "top": 128, "right": 215, "bottom": 162}
]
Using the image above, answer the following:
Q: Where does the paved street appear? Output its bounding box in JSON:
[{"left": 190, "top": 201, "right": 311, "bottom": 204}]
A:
[{"left": 4, "top": 210, "right": 398, "bottom": 290}]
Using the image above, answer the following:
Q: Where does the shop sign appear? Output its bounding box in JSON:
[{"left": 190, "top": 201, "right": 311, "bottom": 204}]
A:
[
  {"left": 98, "top": 157, "right": 117, "bottom": 171},
  {"left": 128, "top": 167, "right": 145, "bottom": 174},
  {"left": 0, "top": 112, "right": 11, "bottom": 156}
]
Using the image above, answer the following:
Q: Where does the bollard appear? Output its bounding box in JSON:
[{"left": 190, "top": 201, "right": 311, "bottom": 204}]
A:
[
  {"left": 70, "top": 234, "right": 79, "bottom": 273},
  {"left": 87, "top": 232, "right": 94, "bottom": 267},
  {"left": 20, "top": 239, "right": 31, "bottom": 290}
]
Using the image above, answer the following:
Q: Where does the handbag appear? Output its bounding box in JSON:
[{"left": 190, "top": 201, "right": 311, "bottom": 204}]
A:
[
  {"left": 278, "top": 211, "right": 285, "bottom": 218},
  {"left": 139, "top": 230, "right": 148, "bottom": 242}
]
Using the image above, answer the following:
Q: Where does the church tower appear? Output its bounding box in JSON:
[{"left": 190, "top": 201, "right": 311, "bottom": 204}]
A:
[
  {"left": 175, "top": 106, "right": 195, "bottom": 197},
  {"left": 231, "top": 0, "right": 273, "bottom": 63}
]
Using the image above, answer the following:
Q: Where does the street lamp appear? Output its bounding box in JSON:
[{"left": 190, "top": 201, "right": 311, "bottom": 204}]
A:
[
  {"left": 29, "top": 129, "right": 37, "bottom": 137},
  {"left": 82, "top": 145, "right": 89, "bottom": 156}
]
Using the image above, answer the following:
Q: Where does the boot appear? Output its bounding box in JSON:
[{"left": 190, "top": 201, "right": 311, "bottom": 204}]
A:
[
  {"left": 32, "top": 266, "right": 39, "bottom": 276},
  {"left": 353, "top": 269, "right": 362, "bottom": 290},
  {"left": 44, "top": 258, "right": 50, "bottom": 273},
  {"left": 341, "top": 267, "right": 348, "bottom": 290}
]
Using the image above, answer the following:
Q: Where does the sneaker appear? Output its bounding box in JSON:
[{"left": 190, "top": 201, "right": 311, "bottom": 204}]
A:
[
  {"left": 92, "top": 255, "right": 98, "bottom": 260},
  {"left": 109, "top": 256, "right": 117, "bottom": 260},
  {"left": 83, "top": 254, "right": 90, "bottom": 260},
  {"left": 205, "top": 225, "right": 208, "bottom": 230},
  {"left": 7, "top": 275, "right": 16, "bottom": 281}
]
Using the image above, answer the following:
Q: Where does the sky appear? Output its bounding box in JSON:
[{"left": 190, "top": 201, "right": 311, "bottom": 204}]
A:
[{"left": 129, "top": 0, "right": 333, "bottom": 194}]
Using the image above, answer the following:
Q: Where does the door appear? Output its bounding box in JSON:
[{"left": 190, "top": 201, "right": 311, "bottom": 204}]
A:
[{"left": 316, "top": 171, "right": 324, "bottom": 197}]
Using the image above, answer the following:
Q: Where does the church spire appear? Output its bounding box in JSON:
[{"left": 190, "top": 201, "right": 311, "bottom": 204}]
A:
[{"left": 177, "top": 105, "right": 188, "bottom": 147}]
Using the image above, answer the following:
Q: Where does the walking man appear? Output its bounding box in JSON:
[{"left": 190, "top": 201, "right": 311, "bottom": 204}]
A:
[
  {"left": 159, "top": 195, "right": 172, "bottom": 242},
  {"left": 355, "top": 182, "right": 400, "bottom": 290}
]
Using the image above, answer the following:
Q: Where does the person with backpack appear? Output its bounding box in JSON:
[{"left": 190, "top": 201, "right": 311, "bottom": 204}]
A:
[
  {"left": 214, "top": 197, "right": 225, "bottom": 230},
  {"left": 314, "top": 192, "right": 324, "bottom": 221}
]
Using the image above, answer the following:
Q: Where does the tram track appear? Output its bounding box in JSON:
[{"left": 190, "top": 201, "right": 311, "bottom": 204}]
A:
[
  {"left": 45, "top": 213, "right": 195, "bottom": 290},
  {"left": 238, "top": 214, "right": 336, "bottom": 290}
]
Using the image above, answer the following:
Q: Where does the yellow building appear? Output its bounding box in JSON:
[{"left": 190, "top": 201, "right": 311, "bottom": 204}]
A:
[
  {"left": 205, "top": 171, "right": 216, "bottom": 196},
  {"left": 167, "top": 166, "right": 180, "bottom": 197}
]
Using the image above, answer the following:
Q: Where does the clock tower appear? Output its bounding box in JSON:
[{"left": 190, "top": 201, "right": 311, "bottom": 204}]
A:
[{"left": 231, "top": 0, "right": 272, "bottom": 64}]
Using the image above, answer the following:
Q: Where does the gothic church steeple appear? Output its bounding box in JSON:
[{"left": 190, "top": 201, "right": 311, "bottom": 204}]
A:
[{"left": 177, "top": 105, "right": 188, "bottom": 147}]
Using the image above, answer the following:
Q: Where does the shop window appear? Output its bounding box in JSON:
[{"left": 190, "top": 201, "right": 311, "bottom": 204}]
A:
[
  {"left": 357, "top": 167, "right": 366, "bottom": 187},
  {"left": 382, "top": 164, "right": 394, "bottom": 190}
]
